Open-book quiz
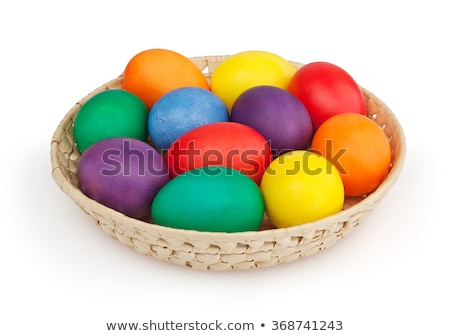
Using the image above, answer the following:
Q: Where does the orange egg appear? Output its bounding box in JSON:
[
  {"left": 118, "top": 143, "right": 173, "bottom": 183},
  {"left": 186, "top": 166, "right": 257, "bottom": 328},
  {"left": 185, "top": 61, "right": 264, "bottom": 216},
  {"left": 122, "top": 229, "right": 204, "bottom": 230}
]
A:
[
  {"left": 310, "top": 113, "right": 391, "bottom": 196},
  {"left": 122, "top": 48, "right": 210, "bottom": 108}
]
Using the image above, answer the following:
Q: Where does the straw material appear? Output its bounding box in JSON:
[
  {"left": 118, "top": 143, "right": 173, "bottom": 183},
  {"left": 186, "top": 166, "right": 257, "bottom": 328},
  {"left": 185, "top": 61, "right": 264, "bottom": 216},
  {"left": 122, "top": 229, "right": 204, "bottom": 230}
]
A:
[{"left": 50, "top": 55, "right": 406, "bottom": 271}]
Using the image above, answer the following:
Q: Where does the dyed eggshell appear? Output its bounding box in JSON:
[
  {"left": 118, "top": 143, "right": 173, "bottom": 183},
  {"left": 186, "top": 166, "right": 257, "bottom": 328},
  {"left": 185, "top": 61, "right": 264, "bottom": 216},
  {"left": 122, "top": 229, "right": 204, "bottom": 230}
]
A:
[
  {"left": 151, "top": 167, "right": 264, "bottom": 232},
  {"left": 77, "top": 137, "right": 170, "bottom": 219},
  {"left": 148, "top": 87, "right": 229, "bottom": 150},
  {"left": 210, "top": 50, "right": 297, "bottom": 111},
  {"left": 73, "top": 90, "right": 148, "bottom": 153},
  {"left": 165, "top": 122, "right": 272, "bottom": 184},
  {"left": 231, "top": 85, "right": 313, "bottom": 156},
  {"left": 311, "top": 113, "right": 391, "bottom": 196},
  {"left": 122, "top": 48, "right": 210, "bottom": 108},
  {"left": 260, "top": 150, "right": 344, "bottom": 228},
  {"left": 288, "top": 61, "right": 366, "bottom": 131}
]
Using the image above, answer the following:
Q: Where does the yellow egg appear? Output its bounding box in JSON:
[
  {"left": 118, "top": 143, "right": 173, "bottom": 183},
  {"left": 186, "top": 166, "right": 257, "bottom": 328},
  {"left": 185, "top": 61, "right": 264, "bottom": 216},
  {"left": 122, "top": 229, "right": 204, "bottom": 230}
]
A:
[
  {"left": 260, "top": 150, "right": 344, "bottom": 228},
  {"left": 210, "top": 50, "right": 297, "bottom": 111}
]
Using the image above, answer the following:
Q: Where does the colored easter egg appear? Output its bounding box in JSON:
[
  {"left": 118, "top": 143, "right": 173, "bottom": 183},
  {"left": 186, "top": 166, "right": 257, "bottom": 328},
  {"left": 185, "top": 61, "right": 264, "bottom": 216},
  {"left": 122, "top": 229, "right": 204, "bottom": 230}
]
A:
[
  {"left": 211, "top": 50, "right": 297, "bottom": 111},
  {"left": 288, "top": 61, "right": 366, "bottom": 130},
  {"left": 123, "top": 48, "right": 209, "bottom": 108},
  {"left": 260, "top": 150, "right": 344, "bottom": 228},
  {"left": 77, "top": 137, "right": 170, "bottom": 219},
  {"left": 165, "top": 122, "right": 272, "bottom": 184},
  {"left": 148, "top": 87, "right": 229, "bottom": 151},
  {"left": 230, "top": 85, "right": 313, "bottom": 156},
  {"left": 151, "top": 166, "right": 264, "bottom": 232},
  {"left": 311, "top": 113, "right": 391, "bottom": 196},
  {"left": 73, "top": 89, "right": 148, "bottom": 153}
]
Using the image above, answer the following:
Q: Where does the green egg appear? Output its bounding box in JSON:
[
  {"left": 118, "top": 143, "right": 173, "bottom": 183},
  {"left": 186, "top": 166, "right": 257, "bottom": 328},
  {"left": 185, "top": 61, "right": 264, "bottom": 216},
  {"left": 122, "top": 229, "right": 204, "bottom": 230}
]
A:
[
  {"left": 73, "top": 89, "right": 148, "bottom": 153},
  {"left": 151, "top": 166, "right": 264, "bottom": 232}
]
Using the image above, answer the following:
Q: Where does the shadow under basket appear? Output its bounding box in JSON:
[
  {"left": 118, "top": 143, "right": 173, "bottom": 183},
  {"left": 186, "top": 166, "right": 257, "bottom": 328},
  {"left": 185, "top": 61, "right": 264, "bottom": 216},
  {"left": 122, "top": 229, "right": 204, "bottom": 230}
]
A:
[{"left": 50, "top": 55, "right": 406, "bottom": 271}]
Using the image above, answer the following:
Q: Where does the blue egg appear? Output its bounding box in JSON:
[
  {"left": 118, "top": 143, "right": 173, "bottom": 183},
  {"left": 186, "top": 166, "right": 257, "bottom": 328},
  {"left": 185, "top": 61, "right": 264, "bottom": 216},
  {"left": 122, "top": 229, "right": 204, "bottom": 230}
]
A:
[{"left": 148, "top": 87, "right": 229, "bottom": 150}]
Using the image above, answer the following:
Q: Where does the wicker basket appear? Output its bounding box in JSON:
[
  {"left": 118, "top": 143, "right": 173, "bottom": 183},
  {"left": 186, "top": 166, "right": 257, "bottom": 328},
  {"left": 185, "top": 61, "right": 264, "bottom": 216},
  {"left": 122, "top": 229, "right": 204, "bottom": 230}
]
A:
[{"left": 50, "top": 55, "right": 406, "bottom": 271}]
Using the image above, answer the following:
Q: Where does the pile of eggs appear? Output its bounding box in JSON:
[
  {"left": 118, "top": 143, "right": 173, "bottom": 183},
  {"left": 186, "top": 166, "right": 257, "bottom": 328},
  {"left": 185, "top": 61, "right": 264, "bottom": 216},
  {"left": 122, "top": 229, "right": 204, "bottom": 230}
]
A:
[{"left": 74, "top": 49, "right": 392, "bottom": 233}]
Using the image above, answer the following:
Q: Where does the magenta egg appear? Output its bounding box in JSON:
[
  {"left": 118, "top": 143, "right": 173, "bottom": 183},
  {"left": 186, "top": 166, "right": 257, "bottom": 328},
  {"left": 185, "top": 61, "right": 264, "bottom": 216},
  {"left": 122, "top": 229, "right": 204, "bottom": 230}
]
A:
[
  {"left": 231, "top": 85, "right": 313, "bottom": 156},
  {"left": 77, "top": 137, "right": 170, "bottom": 219}
]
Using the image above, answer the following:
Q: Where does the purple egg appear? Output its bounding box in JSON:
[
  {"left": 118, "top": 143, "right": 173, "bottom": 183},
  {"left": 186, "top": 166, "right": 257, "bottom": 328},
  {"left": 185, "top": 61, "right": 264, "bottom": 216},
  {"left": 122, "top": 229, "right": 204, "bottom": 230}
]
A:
[
  {"left": 231, "top": 86, "right": 313, "bottom": 156},
  {"left": 77, "top": 137, "right": 170, "bottom": 219}
]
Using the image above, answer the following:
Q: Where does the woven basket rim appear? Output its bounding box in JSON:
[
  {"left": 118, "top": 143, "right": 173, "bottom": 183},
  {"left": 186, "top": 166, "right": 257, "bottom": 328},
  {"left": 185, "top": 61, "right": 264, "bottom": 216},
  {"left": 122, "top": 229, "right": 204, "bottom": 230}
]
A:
[{"left": 50, "top": 54, "right": 407, "bottom": 255}]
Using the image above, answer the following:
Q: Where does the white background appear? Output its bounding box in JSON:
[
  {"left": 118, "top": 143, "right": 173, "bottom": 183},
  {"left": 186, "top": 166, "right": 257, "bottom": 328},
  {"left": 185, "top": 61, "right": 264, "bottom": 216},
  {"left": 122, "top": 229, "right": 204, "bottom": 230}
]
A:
[{"left": 2, "top": 1, "right": 448, "bottom": 335}]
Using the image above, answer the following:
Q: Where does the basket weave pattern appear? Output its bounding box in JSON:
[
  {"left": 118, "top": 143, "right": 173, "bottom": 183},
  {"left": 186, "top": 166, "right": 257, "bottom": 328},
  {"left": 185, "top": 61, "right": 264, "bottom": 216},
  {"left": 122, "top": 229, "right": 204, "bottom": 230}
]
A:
[{"left": 50, "top": 56, "right": 406, "bottom": 271}]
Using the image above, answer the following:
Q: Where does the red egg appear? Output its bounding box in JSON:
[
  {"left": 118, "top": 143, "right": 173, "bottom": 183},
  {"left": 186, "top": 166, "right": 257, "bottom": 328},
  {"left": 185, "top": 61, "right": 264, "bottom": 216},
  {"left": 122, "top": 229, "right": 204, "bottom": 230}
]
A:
[
  {"left": 288, "top": 61, "right": 366, "bottom": 130},
  {"left": 165, "top": 122, "right": 272, "bottom": 184}
]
